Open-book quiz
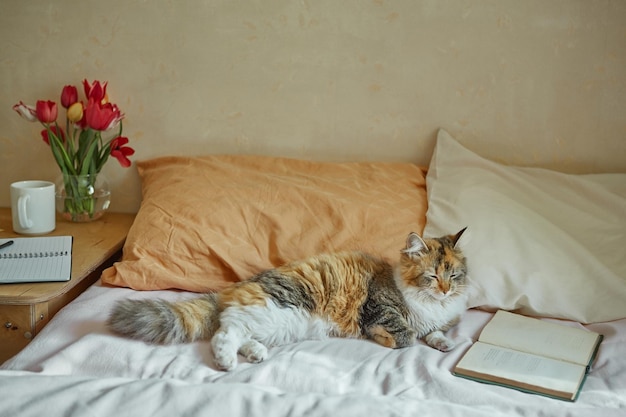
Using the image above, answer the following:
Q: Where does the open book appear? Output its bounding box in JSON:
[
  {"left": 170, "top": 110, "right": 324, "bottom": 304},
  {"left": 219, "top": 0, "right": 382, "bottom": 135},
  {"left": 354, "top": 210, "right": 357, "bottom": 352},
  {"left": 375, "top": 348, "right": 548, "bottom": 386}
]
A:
[{"left": 453, "top": 310, "right": 603, "bottom": 401}]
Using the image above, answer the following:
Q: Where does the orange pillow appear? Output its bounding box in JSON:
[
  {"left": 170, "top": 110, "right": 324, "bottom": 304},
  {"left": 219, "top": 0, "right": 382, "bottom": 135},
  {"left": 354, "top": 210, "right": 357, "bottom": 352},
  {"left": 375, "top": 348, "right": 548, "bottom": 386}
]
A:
[{"left": 102, "top": 155, "right": 427, "bottom": 292}]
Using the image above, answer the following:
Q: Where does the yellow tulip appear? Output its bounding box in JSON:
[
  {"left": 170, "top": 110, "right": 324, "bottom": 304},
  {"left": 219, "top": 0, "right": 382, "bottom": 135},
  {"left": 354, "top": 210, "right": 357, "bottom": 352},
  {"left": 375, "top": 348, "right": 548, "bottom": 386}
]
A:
[{"left": 67, "top": 102, "right": 84, "bottom": 123}]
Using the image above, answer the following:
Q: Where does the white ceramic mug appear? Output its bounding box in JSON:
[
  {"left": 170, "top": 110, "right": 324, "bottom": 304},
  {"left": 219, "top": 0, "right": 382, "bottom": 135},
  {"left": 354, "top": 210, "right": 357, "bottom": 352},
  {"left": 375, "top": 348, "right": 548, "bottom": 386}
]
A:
[{"left": 10, "top": 180, "right": 56, "bottom": 235}]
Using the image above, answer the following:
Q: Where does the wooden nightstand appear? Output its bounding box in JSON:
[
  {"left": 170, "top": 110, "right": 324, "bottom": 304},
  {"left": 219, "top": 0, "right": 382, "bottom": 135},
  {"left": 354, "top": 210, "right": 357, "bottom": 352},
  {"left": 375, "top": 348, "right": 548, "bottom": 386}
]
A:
[{"left": 0, "top": 208, "right": 135, "bottom": 363}]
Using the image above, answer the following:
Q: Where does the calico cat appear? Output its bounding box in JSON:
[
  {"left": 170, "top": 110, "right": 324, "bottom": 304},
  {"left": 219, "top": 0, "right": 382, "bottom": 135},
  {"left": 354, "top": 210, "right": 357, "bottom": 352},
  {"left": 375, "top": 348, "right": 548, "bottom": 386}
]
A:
[{"left": 108, "top": 229, "right": 468, "bottom": 371}]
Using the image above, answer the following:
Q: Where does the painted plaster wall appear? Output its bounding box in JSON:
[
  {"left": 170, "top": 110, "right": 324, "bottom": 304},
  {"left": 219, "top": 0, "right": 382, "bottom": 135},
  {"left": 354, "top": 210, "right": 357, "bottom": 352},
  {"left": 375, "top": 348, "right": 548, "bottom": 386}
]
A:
[{"left": 1, "top": 0, "right": 624, "bottom": 213}]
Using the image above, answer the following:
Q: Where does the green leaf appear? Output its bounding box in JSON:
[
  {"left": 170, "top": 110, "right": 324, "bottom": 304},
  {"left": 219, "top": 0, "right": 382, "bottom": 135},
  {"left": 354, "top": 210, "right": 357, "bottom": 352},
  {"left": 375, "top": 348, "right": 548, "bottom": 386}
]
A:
[
  {"left": 79, "top": 137, "right": 99, "bottom": 176},
  {"left": 48, "top": 125, "right": 77, "bottom": 176}
]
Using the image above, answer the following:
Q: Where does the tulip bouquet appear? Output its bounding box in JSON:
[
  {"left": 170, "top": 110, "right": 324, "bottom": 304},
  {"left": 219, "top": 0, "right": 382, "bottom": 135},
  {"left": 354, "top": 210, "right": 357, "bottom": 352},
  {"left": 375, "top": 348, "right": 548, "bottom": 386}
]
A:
[{"left": 13, "top": 79, "right": 135, "bottom": 221}]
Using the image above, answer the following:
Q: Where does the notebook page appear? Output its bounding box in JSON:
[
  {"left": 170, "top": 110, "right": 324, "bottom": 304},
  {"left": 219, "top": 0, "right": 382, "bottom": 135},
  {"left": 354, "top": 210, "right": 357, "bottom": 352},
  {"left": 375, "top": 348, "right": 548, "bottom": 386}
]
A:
[{"left": 0, "top": 236, "right": 72, "bottom": 283}]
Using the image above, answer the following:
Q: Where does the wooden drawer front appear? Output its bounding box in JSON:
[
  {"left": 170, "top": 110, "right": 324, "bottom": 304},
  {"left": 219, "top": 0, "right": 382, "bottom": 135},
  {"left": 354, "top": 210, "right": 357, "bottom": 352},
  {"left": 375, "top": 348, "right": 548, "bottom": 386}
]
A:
[{"left": 0, "top": 303, "right": 49, "bottom": 363}]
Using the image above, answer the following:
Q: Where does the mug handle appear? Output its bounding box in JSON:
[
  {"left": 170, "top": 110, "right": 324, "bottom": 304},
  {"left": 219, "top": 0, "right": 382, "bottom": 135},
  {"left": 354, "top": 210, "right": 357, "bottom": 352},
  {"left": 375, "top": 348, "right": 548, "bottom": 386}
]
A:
[{"left": 17, "top": 194, "right": 34, "bottom": 229}]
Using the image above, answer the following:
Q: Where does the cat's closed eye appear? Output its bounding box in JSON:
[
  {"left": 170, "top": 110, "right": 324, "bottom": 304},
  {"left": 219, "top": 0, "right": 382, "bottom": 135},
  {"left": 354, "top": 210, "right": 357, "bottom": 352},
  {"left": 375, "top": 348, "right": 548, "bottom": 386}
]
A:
[{"left": 423, "top": 273, "right": 438, "bottom": 281}]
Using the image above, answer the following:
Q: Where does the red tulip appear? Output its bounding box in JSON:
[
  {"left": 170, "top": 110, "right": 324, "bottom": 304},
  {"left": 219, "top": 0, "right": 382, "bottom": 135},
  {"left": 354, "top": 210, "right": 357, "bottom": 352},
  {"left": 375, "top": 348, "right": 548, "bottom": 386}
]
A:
[
  {"left": 13, "top": 101, "right": 38, "bottom": 122},
  {"left": 104, "top": 103, "right": 124, "bottom": 130},
  {"left": 41, "top": 125, "right": 66, "bottom": 145},
  {"left": 60, "top": 85, "right": 78, "bottom": 108},
  {"left": 15, "top": 79, "right": 133, "bottom": 178},
  {"left": 82, "top": 79, "right": 108, "bottom": 103},
  {"left": 35, "top": 100, "right": 58, "bottom": 124},
  {"left": 109, "top": 136, "right": 135, "bottom": 167},
  {"left": 84, "top": 98, "right": 122, "bottom": 131}
]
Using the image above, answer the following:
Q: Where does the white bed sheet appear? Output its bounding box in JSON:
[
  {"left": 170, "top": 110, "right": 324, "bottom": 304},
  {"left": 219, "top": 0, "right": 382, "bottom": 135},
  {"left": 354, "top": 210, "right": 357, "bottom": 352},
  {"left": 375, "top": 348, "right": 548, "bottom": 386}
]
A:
[{"left": 1, "top": 281, "right": 625, "bottom": 417}]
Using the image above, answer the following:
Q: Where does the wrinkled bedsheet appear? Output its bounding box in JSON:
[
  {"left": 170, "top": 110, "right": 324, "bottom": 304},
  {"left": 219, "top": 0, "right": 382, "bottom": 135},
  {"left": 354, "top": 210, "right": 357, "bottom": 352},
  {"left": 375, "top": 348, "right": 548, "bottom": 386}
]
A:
[{"left": 1, "top": 281, "right": 624, "bottom": 417}]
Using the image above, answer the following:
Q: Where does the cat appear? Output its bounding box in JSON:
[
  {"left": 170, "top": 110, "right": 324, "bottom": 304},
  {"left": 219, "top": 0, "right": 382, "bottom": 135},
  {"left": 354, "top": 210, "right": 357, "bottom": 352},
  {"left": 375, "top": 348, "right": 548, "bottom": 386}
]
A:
[{"left": 107, "top": 228, "right": 468, "bottom": 371}]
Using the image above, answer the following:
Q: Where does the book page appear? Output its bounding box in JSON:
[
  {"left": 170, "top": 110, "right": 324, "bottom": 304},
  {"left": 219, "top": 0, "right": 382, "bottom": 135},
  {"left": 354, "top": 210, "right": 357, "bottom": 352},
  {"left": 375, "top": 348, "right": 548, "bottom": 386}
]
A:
[
  {"left": 454, "top": 341, "right": 586, "bottom": 400},
  {"left": 0, "top": 236, "right": 72, "bottom": 283},
  {"left": 478, "top": 311, "right": 600, "bottom": 366}
]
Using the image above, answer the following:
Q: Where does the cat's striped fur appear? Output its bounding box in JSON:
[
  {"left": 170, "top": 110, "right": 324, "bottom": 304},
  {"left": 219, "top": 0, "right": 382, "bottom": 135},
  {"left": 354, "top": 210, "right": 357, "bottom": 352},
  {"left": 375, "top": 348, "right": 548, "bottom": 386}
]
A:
[{"left": 108, "top": 229, "right": 468, "bottom": 371}]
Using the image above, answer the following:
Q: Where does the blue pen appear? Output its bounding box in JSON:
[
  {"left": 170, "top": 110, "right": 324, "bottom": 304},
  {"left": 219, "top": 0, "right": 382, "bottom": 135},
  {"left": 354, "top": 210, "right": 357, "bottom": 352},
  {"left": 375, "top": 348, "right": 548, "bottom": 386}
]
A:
[{"left": 0, "top": 240, "right": 14, "bottom": 250}]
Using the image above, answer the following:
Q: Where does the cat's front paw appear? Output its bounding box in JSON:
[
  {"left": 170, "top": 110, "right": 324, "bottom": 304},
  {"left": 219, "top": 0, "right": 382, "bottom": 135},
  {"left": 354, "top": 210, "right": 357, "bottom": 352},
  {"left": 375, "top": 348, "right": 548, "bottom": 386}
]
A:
[
  {"left": 424, "top": 331, "right": 455, "bottom": 352},
  {"left": 239, "top": 340, "right": 268, "bottom": 363},
  {"left": 431, "top": 337, "right": 455, "bottom": 352},
  {"left": 211, "top": 331, "right": 239, "bottom": 371}
]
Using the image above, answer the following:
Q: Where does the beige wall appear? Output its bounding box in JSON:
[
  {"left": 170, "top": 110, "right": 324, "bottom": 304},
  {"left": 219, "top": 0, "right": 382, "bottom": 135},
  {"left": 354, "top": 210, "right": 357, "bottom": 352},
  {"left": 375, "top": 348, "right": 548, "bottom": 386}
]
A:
[{"left": 1, "top": 0, "right": 625, "bottom": 213}]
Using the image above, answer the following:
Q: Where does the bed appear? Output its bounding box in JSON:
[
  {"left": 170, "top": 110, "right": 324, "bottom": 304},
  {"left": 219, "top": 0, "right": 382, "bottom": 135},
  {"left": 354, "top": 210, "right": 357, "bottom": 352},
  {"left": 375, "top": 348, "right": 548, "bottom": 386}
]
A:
[{"left": 1, "top": 129, "right": 625, "bottom": 417}]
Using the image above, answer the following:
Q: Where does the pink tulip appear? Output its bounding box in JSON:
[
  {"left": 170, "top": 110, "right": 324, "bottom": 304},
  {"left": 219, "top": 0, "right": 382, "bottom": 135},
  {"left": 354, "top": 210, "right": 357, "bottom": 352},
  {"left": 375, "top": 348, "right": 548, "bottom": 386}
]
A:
[
  {"left": 14, "top": 79, "right": 134, "bottom": 176},
  {"left": 12, "top": 101, "right": 38, "bottom": 122}
]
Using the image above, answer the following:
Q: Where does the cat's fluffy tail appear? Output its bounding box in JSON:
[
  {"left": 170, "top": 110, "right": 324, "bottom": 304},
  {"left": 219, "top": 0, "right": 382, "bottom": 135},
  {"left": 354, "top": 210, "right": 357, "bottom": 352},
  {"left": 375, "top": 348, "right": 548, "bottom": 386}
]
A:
[{"left": 107, "top": 293, "right": 220, "bottom": 344}]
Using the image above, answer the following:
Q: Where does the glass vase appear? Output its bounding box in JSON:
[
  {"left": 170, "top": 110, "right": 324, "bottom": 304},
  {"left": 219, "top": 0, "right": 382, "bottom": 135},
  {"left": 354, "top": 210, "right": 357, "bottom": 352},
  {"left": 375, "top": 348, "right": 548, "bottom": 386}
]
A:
[{"left": 55, "top": 173, "right": 111, "bottom": 222}]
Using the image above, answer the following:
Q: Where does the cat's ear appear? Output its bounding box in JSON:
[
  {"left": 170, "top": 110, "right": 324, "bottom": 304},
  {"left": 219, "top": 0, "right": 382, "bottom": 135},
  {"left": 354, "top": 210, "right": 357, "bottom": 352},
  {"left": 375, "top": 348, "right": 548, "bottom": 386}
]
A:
[
  {"left": 451, "top": 227, "right": 467, "bottom": 248},
  {"left": 402, "top": 232, "right": 428, "bottom": 255}
]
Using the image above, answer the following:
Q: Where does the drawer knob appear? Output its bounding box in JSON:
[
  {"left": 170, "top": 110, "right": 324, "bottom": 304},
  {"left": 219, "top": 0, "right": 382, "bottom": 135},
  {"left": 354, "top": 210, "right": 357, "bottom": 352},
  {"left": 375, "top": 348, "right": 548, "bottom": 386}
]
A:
[{"left": 4, "top": 322, "right": 11, "bottom": 329}]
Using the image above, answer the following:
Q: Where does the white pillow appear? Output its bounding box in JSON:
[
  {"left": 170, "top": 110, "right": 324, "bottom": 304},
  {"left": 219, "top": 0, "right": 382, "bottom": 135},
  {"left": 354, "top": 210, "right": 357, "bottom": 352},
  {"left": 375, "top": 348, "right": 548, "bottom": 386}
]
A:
[{"left": 424, "top": 129, "right": 626, "bottom": 323}]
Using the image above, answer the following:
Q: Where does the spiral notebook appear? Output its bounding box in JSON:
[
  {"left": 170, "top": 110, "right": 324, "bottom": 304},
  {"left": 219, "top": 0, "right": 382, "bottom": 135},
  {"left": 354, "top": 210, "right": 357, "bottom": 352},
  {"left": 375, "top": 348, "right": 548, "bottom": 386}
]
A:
[{"left": 0, "top": 236, "right": 73, "bottom": 283}]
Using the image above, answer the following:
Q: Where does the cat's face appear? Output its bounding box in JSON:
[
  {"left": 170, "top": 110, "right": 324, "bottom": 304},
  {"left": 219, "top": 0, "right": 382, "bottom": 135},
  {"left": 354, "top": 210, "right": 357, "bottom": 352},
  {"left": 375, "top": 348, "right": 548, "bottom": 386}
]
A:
[{"left": 398, "top": 229, "right": 468, "bottom": 301}]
